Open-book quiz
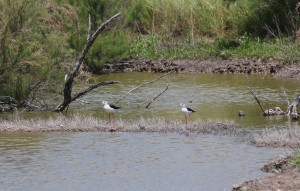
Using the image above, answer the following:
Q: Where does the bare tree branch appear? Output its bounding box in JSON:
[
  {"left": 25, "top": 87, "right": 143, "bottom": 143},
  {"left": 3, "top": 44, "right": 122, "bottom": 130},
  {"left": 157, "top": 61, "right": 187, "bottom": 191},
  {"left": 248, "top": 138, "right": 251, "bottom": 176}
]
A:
[
  {"left": 246, "top": 75, "right": 265, "bottom": 113},
  {"left": 71, "top": 80, "right": 119, "bottom": 102},
  {"left": 115, "top": 72, "right": 170, "bottom": 104},
  {"left": 54, "top": 13, "right": 121, "bottom": 112},
  {"left": 145, "top": 84, "right": 169, "bottom": 108}
]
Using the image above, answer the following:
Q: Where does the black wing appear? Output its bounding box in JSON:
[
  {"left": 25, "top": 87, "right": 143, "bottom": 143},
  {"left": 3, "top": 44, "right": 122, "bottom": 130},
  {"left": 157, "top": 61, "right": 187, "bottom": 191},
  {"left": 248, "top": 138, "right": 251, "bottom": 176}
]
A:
[
  {"left": 110, "top": 104, "right": 121, "bottom": 110},
  {"left": 187, "top": 107, "right": 196, "bottom": 112}
]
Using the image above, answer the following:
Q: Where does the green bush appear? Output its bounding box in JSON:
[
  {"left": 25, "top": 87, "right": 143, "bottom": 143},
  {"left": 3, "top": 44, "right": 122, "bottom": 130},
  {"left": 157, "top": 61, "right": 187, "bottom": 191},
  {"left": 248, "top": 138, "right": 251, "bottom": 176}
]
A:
[
  {"left": 85, "top": 31, "right": 130, "bottom": 66},
  {"left": 0, "top": 0, "right": 77, "bottom": 105}
]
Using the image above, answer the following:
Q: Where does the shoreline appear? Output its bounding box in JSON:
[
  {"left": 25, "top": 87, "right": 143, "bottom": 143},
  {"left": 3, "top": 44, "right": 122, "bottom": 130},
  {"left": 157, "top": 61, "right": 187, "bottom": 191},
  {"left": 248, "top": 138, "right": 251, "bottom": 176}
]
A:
[{"left": 85, "top": 58, "right": 300, "bottom": 79}]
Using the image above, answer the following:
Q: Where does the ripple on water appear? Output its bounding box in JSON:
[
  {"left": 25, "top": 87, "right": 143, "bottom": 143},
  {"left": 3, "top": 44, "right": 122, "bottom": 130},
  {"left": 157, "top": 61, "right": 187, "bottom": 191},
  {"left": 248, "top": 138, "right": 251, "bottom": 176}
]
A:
[{"left": 0, "top": 132, "right": 287, "bottom": 191}]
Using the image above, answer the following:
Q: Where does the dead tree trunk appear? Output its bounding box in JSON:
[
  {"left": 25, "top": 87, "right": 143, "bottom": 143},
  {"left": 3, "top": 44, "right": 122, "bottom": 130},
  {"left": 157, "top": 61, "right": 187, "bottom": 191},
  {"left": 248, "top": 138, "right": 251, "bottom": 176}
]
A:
[
  {"left": 287, "top": 94, "right": 300, "bottom": 119},
  {"left": 54, "top": 13, "right": 121, "bottom": 112}
]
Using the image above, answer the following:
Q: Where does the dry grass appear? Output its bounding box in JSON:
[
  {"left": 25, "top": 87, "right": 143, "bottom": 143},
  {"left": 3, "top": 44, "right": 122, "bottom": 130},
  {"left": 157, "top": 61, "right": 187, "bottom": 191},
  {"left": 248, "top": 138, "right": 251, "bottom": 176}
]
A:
[
  {"left": 0, "top": 114, "right": 239, "bottom": 135},
  {"left": 252, "top": 128, "right": 300, "bottom": 148}
]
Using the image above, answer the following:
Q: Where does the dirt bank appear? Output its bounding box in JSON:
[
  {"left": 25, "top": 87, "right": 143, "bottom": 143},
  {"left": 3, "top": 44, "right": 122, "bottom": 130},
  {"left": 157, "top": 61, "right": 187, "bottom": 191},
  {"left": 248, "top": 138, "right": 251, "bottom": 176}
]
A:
[
  {"left": 85, "top": 58, "right": 300, "bottom": 79},
  {"left": 233, "top": 155, "right": 300, "bottom": 191}
]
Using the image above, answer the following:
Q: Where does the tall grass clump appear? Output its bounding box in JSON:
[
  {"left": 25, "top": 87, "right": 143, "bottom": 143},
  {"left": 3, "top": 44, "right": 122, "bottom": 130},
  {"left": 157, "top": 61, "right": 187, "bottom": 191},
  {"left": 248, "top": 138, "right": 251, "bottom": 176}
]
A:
[
  {"left": 229, "top": 0, "right": 300, "bottom": 37},
  {"left": 145, "top": 0, "right": 230, "bottom": 38}
]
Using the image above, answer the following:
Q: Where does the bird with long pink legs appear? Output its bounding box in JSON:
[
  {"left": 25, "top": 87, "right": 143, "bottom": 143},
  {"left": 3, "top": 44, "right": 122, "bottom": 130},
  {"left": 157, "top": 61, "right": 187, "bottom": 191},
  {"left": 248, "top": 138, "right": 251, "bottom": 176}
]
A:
[
  {"left": 102, "top": 101, "right": 121, "bottom": 132},
  {"left": 179, "top": 103, "right": 196, "bottom": 133}
]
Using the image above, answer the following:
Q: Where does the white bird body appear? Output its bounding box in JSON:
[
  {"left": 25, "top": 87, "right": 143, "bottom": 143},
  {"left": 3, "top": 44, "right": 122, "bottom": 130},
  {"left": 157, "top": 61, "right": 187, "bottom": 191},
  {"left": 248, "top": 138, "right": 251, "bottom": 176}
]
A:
[
  {"left": 102, "top": 101, "right": 121, "bottom": 131},
  {"left": 179, "top": 103, "right": 196, "bottom": 132},
  {"left": 180, "top": 103, "right": 195, "bottom": 116},
  {"left": 102, "top": 101, "right": 120, "bottom": 113}
]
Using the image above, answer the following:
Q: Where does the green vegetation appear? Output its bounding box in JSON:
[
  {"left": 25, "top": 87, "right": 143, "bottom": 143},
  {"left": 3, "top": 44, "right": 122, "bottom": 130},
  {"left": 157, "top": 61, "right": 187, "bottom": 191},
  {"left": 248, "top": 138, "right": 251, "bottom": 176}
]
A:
[
  {"left": 0, "top": 0, "right": 78, "bottom": 106},
  {"left": 129, "top": 34, "right": 300, "bottom": 60},
  {"left": 0, "top": 0, "right": 299, "bottom": 107},
  {"left": 291, "top": 149, "right": 300, "bottom": 168}
]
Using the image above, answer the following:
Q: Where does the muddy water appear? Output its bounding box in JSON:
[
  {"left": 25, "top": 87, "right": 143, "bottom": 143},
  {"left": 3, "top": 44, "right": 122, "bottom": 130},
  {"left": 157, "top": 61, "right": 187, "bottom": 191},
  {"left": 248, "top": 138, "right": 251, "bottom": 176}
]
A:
[
  {"left": 0, "top": 132, "right": 286, "bottom": 191},
  {"left": 73, "top": 72, "right": 300, "bottom": 128},
  {"left": 0, "top": 73, "right": 297, "bottom": 190}
]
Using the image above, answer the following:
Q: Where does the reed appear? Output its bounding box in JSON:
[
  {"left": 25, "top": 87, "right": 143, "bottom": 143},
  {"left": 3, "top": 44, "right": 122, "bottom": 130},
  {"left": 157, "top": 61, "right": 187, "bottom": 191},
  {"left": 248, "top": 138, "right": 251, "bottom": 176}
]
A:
[
  {"left": 252, "top": 127, "right": 300, "bottom": 148},
  {"left": 0, "top": 114, "right": 238, "bottom": 135}
]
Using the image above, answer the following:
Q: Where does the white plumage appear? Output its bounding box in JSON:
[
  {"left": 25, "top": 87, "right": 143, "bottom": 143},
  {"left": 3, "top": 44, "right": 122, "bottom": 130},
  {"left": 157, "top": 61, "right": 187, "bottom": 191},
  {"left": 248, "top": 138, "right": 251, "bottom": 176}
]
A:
[
  {"left": 102, "top": 101, "right": 121, "bottom": 131},
  {"left": 180, "top": 103, "right": 195, "bottom": 116},
  {"left": 179, "top": 103, "right": 196, "bottom": 131}
]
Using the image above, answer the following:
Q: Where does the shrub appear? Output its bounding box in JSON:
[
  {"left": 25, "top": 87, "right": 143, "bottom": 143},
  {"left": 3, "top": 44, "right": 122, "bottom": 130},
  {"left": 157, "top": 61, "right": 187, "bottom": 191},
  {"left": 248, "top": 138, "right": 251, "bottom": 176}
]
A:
[
  {"left": 85, "top": 31, "right": 130, "bottom": 66},
  {"left": 0, "top": 0, "right": 78, "bottom": 106}
]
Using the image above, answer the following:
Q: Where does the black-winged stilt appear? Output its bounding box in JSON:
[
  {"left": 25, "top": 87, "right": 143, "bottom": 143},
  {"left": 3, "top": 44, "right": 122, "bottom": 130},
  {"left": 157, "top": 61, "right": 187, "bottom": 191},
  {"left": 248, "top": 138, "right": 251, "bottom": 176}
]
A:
[
  {"left": 102, "top": 101, "right": 121, "bottom": 131},
  {"left": 179, "top": 103, "right": 196, "bottom": 131}
]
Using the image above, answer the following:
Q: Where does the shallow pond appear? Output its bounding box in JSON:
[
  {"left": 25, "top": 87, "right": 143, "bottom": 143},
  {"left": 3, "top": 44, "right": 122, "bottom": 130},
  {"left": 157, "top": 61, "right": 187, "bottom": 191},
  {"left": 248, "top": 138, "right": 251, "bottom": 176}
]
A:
[
  {"left": 73, "top": 72, "right": 300, "bottom": 128},
  {"left": 0, "top": 72, "right": 298, "bottom": 190},
  {"left": 0, "top": 132, "right": 287, "bottom": 191}
]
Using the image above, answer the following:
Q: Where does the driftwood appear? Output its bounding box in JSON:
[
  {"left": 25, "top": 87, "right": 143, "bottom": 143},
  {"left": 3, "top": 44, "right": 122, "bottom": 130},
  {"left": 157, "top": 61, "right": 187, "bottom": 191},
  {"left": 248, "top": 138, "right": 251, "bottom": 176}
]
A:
[
  {"left": 115, "top": 72, "right": 170, "bottom": 104},
  {"left": 54, "top": 13, "right": 121, "bottom": 112},
  {"left": 263, "top": 107, "right": 286, "bottom": 116},
  {"left": 287, "top": 94, "right": 300, "bottom": 119}
]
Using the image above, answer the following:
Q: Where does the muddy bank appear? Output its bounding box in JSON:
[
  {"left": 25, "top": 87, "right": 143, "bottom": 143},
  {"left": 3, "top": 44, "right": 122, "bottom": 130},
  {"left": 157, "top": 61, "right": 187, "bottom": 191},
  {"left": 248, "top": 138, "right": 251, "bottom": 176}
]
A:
[
  {"left": 233, "top": 155, "right": 300, "bottom": 191},
  {"left": 233, "top": 127, "right": 300, "bottom": 191},
  {"left": 85, "top": 58, "right": 300, "bottom": 79}
]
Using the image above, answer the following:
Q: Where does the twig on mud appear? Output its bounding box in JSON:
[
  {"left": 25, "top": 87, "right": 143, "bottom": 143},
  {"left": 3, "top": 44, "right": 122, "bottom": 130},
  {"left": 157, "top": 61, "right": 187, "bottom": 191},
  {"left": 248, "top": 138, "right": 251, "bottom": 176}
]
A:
[
  {"left": 145, "top": 84, "right": 169, "bottom": 108},
  {"left": 246, "top": 75, "right": 265, "bottom": 114},
  {"left": 115, "top": 72, "right": 170, "bottom": 104}
]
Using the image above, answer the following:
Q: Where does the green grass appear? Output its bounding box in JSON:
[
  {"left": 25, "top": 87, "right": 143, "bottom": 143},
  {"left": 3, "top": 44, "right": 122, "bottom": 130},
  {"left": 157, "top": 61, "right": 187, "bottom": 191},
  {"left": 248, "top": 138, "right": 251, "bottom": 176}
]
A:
[
  {"left": 291, "top": 149, "right": 300, "bottom": 168},
  {"left": 128, "top": 34, "right": 300, "bottom": 61}
]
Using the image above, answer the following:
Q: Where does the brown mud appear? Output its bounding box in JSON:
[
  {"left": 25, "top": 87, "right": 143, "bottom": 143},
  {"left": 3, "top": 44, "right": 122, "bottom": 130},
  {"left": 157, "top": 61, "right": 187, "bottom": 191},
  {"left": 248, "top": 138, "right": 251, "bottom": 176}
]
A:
[
  {"left": 85, "top": 58, "right": 300, "bottom": 79},
  {"left": 233, "top": 155, "right": 300, "bottom": 191}
]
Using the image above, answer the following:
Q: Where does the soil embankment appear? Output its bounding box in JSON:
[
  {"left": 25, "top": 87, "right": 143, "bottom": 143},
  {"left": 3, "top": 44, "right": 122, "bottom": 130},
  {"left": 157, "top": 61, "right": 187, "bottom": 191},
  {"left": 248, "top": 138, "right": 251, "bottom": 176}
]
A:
[
  {"left": 233, "top": 155, "right": 300, "bottom": 191},
  {"left": 86, "top": 58, "right": 300, "bottom": 79}
]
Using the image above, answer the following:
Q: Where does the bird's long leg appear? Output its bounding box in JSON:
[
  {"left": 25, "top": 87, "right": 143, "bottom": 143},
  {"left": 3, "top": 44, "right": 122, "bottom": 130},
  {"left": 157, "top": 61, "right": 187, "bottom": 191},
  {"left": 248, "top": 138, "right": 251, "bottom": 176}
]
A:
[
  {"left": 112, "top": 113, "right": 115, "bottom": 130},
  {"left": 188, "top": 116, "right": 192, "bottom": 132},
  {"left": 108, "top": 113, "right": 111, "bottom": 129},
  {"left": 185, "top": 115, "right": 187, "bottom": 129}
]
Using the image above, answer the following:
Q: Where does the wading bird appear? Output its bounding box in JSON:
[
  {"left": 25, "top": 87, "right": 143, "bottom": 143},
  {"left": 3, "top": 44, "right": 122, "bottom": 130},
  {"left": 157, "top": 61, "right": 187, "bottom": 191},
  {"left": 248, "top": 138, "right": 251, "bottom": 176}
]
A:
[
  {"left": 102, "top": 101, "right": 121, "bottom": 131},
  {"left": 179, "top": 103, "right": 196, "bottom": 131}
]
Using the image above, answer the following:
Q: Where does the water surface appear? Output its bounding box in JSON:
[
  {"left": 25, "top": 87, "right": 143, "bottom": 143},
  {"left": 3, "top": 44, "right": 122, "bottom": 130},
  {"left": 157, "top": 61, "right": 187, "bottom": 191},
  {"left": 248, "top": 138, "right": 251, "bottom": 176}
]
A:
[
  {"left": 71, "top": 73, "right": 300, "bottom": 128},
  {"left": 0, "top": 132, "right": 287, "bottom": 191},
  {"left": 0, "top": 72, "right": 297, "bottom": 190}
]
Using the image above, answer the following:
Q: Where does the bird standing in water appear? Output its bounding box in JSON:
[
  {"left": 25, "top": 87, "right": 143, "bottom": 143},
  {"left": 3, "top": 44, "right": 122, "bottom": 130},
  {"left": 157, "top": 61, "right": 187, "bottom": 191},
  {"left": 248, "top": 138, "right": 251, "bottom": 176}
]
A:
[
  {"left": 102, "top": 101, "right": 121, "bottom": 131},
  {"left": 179, "top": 103, "right": 196, "bottom": 132}
]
